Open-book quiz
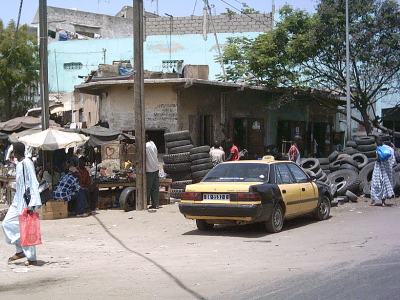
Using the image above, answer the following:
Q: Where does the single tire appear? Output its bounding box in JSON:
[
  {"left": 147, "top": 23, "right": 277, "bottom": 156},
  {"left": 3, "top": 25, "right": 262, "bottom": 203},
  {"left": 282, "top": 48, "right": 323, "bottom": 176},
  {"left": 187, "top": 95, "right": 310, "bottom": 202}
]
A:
[
  {"left": 335, "top": 181, "right": 348, "bottom": 196},
  {"left": 343, "top": 147, "right": 358, "bottom": 155},
  {"left": 346, "top": 140, "right": 357, "bottom": 148},
  {"left": 317, "top": 158, "right": 329, "bottom": 165},
  {"left": 163, "top": 152, "right": 191, "bottom": 164},
  {"left": 355, "top": 136, "right": 375, "bottom": 145},
  {"left": 340, "top": 163, "right": 359, "bottom": 173},
  {"left": 191, "top": 169, "right": 211, "bottom": 180},
  {"left": 164, "top": 162, "right": 191, "bottom": 174},
  {"left": 337, "top": 157, "right": 358, "bottom": 168},
  {"left": 345, "top": 190, "right": 358, "bottom": 202},
  {"left": 393, "top": 172, "right": 400, "bottom": 194},
  {"left": 168, "top": 144, "right": 194, "bottom": 154},
  {"left": 119, "top": 187, "right": 136, "bottom": 212},
  {"left": 164, "top": 130, "right": 190, "bottom": 142},
  {"left": 328, "top": 169, "right": 360, "bottom": 195},
  {"left": 171, "top": 188, "right": 184, "bottom": 199},
  {"left": 191, "top": 162, "right": 214, "bottom": 173},
  {"left": 315, "top": 168, "right": 323, "bottom": 179},
  {"left": 300, "top": 158, "right": 320, "bottom": 173},
  {"left": 166, "top": 139, "right": 191, "bottom": 149},
  {"left": 265, "top": 204, "right": 284, "bottom": 233},
  {"left": 329, "top": 160, "right": 341, "bottom": 171},
  {"left": 318, "top": 172, "right": 327, "bottom": 182},
  {"left": 170, "top": 172, "right": 192, "bottom": 181},
  {"left": 328, "top": 151, "right": 339, "bottom": 162},
  {"left": 190, "top": 153, "right": 210, "bottom": 161},
  {"left": 337, "top": 153, "right": 352, "bottom": 161},
  {"left": 357, "top": 144, "right": 377, "bottom": 152},
  {"left": 191, "top": 157, "right": 213, "bottom": 165},
  {"left": 360, "top": 181, "right": 371, "bottom": 196},
  {"left": 359, "top": 162, "right": 375, "bottom": 184},
  {"left": 303, "top": 169, "right": 316, "bottom": 178},
  {"left": 314, "top": 195, "right": 331, "bottom": 221},
  {"left": 190, "top": 146, "right": 211, "bottom": 154},
  {"left": 171, "top": 180, "right": 193, "bottom": 190},
  {"left": 196, "top": 219, "right": 214, "bottom": 231},
  {"left": 351, "top": 153, "right": 368, "bottom": 169}
]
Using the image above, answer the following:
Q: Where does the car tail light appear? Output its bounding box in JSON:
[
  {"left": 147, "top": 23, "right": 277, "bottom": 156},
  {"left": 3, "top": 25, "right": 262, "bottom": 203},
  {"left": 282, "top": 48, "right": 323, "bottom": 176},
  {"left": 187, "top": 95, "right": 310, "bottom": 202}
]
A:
[
  {"left": 231, "top": 193, "right": 261, "bottom": 202},
  {"left": 181, "top": 192, "right": 202, "bottom": 201}
]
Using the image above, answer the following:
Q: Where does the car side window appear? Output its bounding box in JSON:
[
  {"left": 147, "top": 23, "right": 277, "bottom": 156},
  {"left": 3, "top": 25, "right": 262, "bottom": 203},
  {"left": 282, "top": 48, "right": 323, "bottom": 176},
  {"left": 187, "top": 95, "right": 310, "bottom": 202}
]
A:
[
  {"left": 287, "top": 163, "right": 309, "bottom": 183},
  {"left": 275, "top": 164, "right": 294, "bottom": 184}
]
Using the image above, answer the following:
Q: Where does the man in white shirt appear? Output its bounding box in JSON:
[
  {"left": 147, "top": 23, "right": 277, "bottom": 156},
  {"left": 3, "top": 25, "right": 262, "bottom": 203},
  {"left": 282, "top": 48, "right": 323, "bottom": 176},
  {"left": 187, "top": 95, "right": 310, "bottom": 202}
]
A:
[
  {"left": 146, "top": 135, "right": 160, "bottom": 209},
  {"left": 210, "top": 141, "right": 225, "bottom": 166}
]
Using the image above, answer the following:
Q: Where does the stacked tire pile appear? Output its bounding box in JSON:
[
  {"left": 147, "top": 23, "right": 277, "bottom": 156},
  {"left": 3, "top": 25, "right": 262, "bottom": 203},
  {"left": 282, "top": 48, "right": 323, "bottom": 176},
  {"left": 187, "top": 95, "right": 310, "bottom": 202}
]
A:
[
  {"left": 300, "top": 158, "right": 329, "bottom": 185},
  {"left": 190, "top": 146, "right": 213, "bottom": 183},
  {"left": 163, "top": 130, "right": 193, "bottom": 199},
  {"left": 354, "top": 136, "right": 377, "bottom": 163}
]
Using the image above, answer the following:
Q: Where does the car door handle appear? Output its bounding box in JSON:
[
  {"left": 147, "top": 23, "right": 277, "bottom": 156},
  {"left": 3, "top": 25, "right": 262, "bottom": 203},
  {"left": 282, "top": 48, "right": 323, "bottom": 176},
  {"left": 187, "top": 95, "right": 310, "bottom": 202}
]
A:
[
  {"left": 302, "top": 188, "right": 306, "bottom": 191},
  {"left": 282, "top": 190, "right": 286, "bottom": 194}
]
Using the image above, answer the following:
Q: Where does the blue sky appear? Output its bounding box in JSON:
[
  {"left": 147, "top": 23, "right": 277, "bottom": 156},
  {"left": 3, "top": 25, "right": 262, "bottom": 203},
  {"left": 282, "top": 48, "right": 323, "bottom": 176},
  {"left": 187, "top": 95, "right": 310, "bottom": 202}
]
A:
[{"left": 1, "top": 0, "right": 317, "bottom": 25}]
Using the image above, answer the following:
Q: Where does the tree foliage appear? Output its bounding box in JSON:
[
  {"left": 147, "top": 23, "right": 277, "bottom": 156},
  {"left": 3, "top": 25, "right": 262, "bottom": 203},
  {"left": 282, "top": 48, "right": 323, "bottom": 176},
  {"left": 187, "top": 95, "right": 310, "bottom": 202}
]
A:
[
  {"left": 221, "top": 0, "right": 400, "bottom": 134},
  {"left": 0, "top": 20, "right": 38, "bottom": 120}
]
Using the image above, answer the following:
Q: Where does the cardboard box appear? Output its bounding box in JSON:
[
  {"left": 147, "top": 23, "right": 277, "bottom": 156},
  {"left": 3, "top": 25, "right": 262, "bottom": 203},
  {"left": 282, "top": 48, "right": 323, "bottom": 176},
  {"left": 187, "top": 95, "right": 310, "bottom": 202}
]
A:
[{"left": 40, "top": 201, "right": 68, "bottom": 220}]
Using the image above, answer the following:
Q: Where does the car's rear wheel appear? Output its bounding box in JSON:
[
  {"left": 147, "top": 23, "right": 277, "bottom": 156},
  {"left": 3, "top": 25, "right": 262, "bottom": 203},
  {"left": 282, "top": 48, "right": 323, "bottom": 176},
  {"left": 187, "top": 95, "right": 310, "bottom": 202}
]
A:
[
  {"left": 314, "top": 195, "right": 331, "bottom": 221},
  {"left": 265, "top": 204, "right": 284, "bottom": 233},
  {"left": 196, "top": 220, "right": 214, "bottom": 231}
]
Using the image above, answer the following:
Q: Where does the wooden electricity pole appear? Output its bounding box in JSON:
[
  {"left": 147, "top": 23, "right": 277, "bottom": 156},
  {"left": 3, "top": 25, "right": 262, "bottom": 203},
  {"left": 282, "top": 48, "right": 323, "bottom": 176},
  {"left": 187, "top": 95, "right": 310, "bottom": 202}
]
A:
[
  {"left": 39, "top": 0, "right": 50, "bottom": 130},
  {"left": 133, "top": 0, "right": 147, "bottom": 210}
]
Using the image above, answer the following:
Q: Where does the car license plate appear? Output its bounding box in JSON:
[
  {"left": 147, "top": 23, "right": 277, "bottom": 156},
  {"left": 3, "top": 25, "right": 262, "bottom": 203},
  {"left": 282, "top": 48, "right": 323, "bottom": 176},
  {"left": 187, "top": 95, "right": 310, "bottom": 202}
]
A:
[{"left": 203, "top": 194, "right": 230, "bottom": 201}]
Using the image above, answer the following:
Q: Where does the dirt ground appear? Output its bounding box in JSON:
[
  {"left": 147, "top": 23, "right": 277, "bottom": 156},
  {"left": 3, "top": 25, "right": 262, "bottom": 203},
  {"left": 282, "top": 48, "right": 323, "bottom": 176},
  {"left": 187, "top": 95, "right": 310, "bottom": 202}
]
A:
[{"left": 1, "top": 197, "right": 400, "bottom": 299}]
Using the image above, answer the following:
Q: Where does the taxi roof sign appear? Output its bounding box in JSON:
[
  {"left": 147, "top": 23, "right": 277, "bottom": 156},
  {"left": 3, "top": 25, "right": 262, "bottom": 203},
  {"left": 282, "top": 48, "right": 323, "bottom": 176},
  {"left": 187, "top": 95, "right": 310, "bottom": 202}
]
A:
[{"left": 262, "top": 155, "right": 275, "bottom": 162}]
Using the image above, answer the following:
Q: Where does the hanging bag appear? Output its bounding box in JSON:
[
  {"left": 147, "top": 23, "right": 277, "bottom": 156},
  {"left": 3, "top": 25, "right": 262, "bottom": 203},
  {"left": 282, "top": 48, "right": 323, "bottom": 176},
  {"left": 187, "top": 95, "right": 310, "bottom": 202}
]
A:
[
  {"left": 19, "top": 208, "right": 42, "bottom": 247},
  {"left": 377, "top": 146, "right": 391, "bottom": 162},
  {"left": 22, "top": 162, "right": 31, "bottom": 206}
]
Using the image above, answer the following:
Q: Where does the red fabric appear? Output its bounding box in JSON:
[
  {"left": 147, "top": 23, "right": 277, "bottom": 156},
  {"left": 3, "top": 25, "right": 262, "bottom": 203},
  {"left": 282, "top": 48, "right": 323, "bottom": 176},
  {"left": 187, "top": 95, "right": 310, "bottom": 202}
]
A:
[
  {"left": 289, "top": 144, "right": 299, "bottom": 162},
  {"left": 229, "top": 145, "right": 240, "bottom": 161},
  {"left": 19, "top": 208, "right": 42, "bottom": 247},
  {"left": 78, "top": 166, "right": 91, "bottom": 188}
]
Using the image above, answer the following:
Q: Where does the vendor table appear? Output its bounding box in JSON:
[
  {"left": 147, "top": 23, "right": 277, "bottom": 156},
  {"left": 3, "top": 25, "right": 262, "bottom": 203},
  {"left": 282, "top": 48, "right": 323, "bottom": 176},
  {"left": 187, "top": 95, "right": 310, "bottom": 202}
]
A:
[{"left": 0, "top": 176, "right": 15, "bottom": 205}]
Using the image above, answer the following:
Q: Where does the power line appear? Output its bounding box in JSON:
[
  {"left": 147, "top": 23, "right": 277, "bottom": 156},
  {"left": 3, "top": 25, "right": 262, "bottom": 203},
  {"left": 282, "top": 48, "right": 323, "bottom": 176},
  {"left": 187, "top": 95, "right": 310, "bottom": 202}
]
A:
[
  {"left": 16, "top": 0, "right": 24, "bottom": 32},
  {"left": 218, "top": 0, "right": 270, "bottom": 27}
]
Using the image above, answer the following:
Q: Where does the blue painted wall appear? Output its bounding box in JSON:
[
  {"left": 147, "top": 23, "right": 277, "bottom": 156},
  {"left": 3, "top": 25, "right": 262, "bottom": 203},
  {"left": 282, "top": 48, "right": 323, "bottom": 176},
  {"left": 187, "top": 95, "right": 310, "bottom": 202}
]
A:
[{"left": 48, "top": 32, "right": 262, "bottom": 93}]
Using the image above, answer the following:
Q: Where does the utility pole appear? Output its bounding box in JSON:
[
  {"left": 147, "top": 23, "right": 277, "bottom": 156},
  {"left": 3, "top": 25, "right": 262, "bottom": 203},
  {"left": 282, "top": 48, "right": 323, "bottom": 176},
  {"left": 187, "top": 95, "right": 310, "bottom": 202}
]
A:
[
  {"left": 133, "top": 0, "right": 147, "bottom": 210},
  {"left": 39, "top": 0, "right": 50, "bottom": 130},
  {"left": 345, "top": 0, "right": 351, "bottom": 141}
]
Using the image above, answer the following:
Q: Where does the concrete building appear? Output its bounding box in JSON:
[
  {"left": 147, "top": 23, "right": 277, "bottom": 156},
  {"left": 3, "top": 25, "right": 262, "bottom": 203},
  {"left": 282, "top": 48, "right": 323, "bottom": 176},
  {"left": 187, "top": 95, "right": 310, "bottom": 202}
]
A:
[{"left": 75, "top": 78, "right": 339, "bottom": 157}]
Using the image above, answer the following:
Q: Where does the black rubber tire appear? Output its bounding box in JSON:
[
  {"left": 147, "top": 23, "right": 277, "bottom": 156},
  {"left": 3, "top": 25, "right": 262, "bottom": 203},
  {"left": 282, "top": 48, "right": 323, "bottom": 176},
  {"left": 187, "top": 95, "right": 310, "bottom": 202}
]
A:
[
  {"left": 300, "top": 158, "right": 320, "bottom": 173},
  {"left": 171, "top": 180, "right": 193, "bottom": 190},
  {"left": 320, "top": 164, "right": 330, "bottom": 170},
  {"left": 351, "top": 153, "right": 368, "bottom": 169},
  {"left": 337, "top": 153, "right": 352, "bottom": 161},
  {"left": 190, "top": 153, "right": 210, "bottom": 161},
  {"left": 164, "top": 130, "right": 190, "bottom": 142},
  {"left": 166, "top": 139, "right": 191, "bottom": 149},
  {"left": 119, "top": 187, "right": 136, "bottom": 212},
  {"left": 340, "top": 163, "right": 359, "bottom": 173},
  {"left": 171, "top": 188, "right": 184, "bottom": 199},
  {"left": 360, "top": 180, "right": 371, "bottom": 196},
  {"left": 191, "top": 162, "right": 214, "bottom": 173},
  {"left": 303, "top": 169, "right": 316, "bottom": 178},
  {"left": 324, "top": 170, "right": 331, "bottom": 175},
  {"left": 265, "top": 204, "right": 284, "bottom": 233},
  {"left": 393, "top": 172, "right": 400, "bottom": 194},
  {"left": 346, "top": 140, "right": 357, "bottom": 148},
  {"left": 196, "top": 220, "right": 214, "bottom": 231},
  {"left": 164, "top": 162, "right": 191, "bottom": 174},
  {"left": 359, "top": 162, "right": 375, "bottom": 184},
  {"left": 357, "top": 143, "right": 377, "bottom": 152},
  {"left": 170, "top": 172, "right": 192, "bottom": 181},
  {"left": 345, "top": 190, "right": 358, "bottom": 202},
  {"left": 190, "top": 146, "right": 211, "bottom": 154},
  {"left": 191, "top": 157, "right": 213, "bottom": 165},
  {"left": 355, "top": 136, "right": 375, "bottom": 145},
  {"left": 317, "top": 158, "right": 329, "bottom": 165},
  {"left": 362, "top": 150, "right": 377, "bottom": 158},
  {"left": 327, "top": 169, "right": 360, "bottom": 195},
  {"left": 168, "top": 144, "right": 194, "bottom": 154},
  {"left": 191, "top": 169, "right": 211, "bottom": 180},
  {"left": 314, "top": 195, "right": 331, "bottom": 221},
  {"left": 329, "top": 160, "right": 341, "bottom": 171},
  {"left": 337, "top": 157, "right": 358, "bottom": 168},
  {"left": 335, "top": 181, "right": 348, "bottom": 196},
  {"left": 315, "top": 168, "right": 323, "bottom": 179},
  {"left": 163, "top": 152, "right": 191, "bottom": 164},
  {"left": 328, "top": 151, "right": 339, "bottom": 162},
  {"left": 394, "top": 164, "right": 400, "bottom": 172},
  {"left": 343, "top": 147, "right": 358, "bottom": 155},
  {"left": 319, "top": 172, "right": 327, "bottom": 182}
]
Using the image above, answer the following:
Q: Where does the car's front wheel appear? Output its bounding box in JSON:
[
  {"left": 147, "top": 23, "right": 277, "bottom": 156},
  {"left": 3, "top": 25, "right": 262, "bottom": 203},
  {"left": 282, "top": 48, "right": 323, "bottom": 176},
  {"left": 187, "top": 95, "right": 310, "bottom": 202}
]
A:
[
  {"left": 314, "top": 195, "right": 331, "bottom": 221},
  {"left": 265, "top": 204, "right": 284, "bottom": 233},
  {"left": 196, "top": 220, "right": 214, "bottom": 231}
]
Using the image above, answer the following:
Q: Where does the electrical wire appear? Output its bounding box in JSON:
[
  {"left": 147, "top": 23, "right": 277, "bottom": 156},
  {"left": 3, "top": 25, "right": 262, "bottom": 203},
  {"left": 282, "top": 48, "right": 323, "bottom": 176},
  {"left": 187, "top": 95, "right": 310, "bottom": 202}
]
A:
[{"left": 218, "top": 0, "right": 270, "bottom": 27}]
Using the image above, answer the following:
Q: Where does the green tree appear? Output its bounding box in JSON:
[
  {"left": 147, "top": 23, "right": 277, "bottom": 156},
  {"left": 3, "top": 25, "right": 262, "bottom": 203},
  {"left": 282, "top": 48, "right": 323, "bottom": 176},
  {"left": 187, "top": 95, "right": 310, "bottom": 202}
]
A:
[
  {"left": 0, "top": 20, "right": 38, "bottom": 120},
  {"left": 221, "top": 0, "right": 400, "bottom": 134}
]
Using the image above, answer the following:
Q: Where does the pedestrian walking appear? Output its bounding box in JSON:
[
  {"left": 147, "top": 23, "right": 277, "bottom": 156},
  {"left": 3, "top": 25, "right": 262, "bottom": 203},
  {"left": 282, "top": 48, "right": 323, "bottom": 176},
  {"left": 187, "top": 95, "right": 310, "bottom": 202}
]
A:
[
  {"left": 146, "top": 135, "right": 160, "bottom": 209},
  {"left": 226, "top": 139, "right": 240, "bottom": 161},
  {"left": 370, "top": 138, "right": 394, "bottom": 206},
  {"left": 210, "top": 141, "right": 225, "bottom": 166},
  {"left": 288, "top": 136, "right": 301, "bottom": 164},
  {"left": 2, "top": 142, "right": 41, "bottom": 266}
]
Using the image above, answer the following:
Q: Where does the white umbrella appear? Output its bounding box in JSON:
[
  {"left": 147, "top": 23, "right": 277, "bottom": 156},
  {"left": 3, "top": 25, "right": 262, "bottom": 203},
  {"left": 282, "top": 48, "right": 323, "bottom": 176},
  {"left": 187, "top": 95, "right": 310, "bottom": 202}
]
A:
[{"left": 19, "top": 128, "right": 89, "bottom": 150}]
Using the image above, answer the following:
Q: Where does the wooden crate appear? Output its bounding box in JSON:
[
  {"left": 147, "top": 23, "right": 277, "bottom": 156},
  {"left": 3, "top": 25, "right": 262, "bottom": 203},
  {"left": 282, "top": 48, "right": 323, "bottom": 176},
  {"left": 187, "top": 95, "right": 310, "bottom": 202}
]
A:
[{"left": 40, "top": 201, "right": 68, "bottom": 220}]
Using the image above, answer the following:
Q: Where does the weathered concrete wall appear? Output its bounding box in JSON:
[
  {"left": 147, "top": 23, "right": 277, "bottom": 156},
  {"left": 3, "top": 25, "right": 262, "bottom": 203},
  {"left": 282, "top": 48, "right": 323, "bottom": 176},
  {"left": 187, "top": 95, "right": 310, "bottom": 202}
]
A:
[
  {"left": 99, "top": 84, "right": 177, "bottom": 132},
  {"left": 33, "top": 6, "right": 271, "bottom": 38}
]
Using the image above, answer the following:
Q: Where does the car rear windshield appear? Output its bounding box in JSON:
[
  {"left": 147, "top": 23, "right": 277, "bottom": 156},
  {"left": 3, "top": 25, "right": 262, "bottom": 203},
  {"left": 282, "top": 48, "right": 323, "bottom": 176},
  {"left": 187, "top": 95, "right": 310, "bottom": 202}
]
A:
[{"left": 203, "top": 163, "right": 270, "bottom": 182}]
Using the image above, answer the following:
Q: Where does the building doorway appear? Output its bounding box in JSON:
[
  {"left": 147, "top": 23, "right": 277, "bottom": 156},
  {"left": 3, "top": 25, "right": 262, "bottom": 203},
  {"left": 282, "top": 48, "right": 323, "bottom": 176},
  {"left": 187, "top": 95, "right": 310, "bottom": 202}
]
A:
[{"left": 233, "top": 118, "right": 264, "bottom": 158}]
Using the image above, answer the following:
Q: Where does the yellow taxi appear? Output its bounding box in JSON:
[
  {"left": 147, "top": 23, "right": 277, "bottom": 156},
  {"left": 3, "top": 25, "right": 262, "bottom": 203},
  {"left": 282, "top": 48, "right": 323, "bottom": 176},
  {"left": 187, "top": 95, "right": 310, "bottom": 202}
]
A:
[{"left": 179, "top": 157, "right": 331, "bottom": 233}]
